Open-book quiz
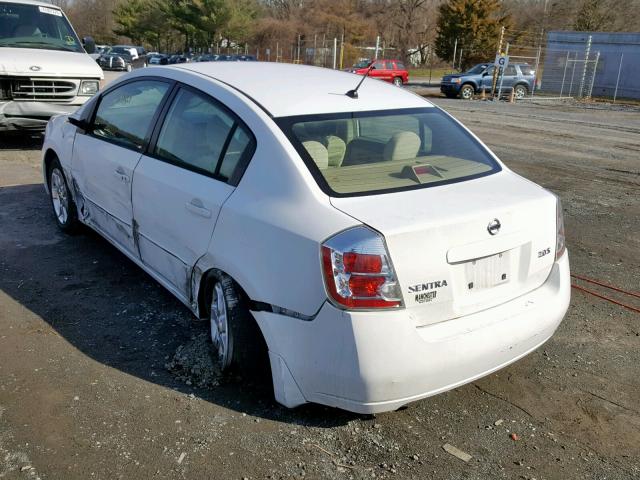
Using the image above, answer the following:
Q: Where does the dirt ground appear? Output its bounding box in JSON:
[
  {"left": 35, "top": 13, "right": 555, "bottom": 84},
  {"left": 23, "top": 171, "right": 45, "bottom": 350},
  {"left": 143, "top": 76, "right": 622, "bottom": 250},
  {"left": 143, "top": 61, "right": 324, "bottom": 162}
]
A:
[{"left": 0, "top": 96, "right": 639, "bottom": 480}]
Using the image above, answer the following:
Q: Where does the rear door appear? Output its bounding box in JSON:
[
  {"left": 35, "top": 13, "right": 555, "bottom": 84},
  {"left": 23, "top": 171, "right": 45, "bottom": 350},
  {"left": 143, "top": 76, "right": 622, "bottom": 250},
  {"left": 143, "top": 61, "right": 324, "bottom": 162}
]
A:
[
  {"left": 501, "top": 64, "right": 519, "bottom": 91},
  {"left": 72, "top": 78, "right": 171, "bottom": 256},
  {"left": 132, "top": 85, "right": 255, "bottom": 300}
]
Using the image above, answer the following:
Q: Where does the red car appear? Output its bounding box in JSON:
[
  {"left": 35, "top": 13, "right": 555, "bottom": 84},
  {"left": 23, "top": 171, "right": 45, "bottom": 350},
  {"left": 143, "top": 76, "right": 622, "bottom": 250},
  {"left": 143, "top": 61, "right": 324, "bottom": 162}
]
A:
[{"left": 351, "top": 59, "right": 409, "bottom": 86}]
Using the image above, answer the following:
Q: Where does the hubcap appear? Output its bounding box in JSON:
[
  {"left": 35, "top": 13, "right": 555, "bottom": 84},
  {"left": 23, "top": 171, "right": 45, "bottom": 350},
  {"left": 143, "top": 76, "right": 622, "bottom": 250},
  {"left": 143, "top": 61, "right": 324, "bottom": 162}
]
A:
[
  {"left": 515, "top": 87, "right": 526, "bottom": 99},
  {"left": 50, "top": 168, "right": 69, "bottom": 224},
  {"left": 461, "top": 87, "right": 473, "bottom": 99},
  {"left": 210, "top": 282, "right": 231, "bottom": 368}
]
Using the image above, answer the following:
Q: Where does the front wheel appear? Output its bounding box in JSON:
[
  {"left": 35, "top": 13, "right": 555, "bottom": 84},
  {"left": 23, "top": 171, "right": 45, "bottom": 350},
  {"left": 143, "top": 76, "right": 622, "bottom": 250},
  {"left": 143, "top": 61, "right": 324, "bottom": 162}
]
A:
[
  {"left": 48, "top": 158, "right": 79, "bottom": 233},
  {"left": 392, "top": 76, "right": 403, "bottom": 87},
  {"left": 514, "top": 84, "right": 528, "bottom": 100},
  {"left": 459, "top": 84, "right": 475, "bottom": 100}
]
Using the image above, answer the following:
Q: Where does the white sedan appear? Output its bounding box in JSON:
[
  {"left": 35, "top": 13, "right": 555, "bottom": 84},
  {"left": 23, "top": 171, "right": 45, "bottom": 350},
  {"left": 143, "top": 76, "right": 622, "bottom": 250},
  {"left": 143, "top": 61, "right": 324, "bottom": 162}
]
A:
[{"left": 42, "top": 62, "right": 570, "bottom": 414}]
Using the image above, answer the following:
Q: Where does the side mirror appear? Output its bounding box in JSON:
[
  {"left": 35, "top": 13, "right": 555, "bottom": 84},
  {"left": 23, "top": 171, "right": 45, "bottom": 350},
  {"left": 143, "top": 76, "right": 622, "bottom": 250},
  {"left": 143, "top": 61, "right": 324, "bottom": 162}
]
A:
[
  {"left": 83, "top": 36, "right": 96, "bottom": 54},
  {"left": 160, "top": 57, "right": 169, "bottom": 65},
  {"left": 68, "top": 116, "right": 89, "bottom": 132}
]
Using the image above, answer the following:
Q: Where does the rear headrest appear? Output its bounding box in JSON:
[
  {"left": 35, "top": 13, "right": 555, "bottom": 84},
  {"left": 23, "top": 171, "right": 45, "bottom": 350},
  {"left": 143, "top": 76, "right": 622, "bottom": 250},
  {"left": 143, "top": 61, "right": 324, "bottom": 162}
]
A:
[
  {"left": 383, "top": 131, "right": 421, "bottom": 162},
  {"left": 323, "top": 135, "right": 346, "bottom": 167},
  {"left": 302, "top": 140, "right": 329, "bottom": 170}
]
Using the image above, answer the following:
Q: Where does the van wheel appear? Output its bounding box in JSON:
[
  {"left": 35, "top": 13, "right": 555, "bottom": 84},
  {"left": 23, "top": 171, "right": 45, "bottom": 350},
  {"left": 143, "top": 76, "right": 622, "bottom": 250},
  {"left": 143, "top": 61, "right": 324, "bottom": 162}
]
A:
[
  {"left": 514, "top": 84, "right": 528, "bottom": 99},
  {"left": 206, "top": 270, "right": 265, "bottom": 373},
  {"left": 393, "top": 77, "right": 403, "bottom": 87},
  {"left": 460, "top": 84, "right": 475, "bottom": 100},
  {"left": 48, "top": 158, "right": 79, "bottom": 233}
]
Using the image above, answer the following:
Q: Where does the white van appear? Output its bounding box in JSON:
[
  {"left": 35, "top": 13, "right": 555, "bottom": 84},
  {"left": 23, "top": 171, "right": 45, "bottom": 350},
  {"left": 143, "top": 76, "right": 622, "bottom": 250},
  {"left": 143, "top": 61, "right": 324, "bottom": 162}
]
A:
[{"left": 0, "top": 0, "right": 103, "bottom": 131}]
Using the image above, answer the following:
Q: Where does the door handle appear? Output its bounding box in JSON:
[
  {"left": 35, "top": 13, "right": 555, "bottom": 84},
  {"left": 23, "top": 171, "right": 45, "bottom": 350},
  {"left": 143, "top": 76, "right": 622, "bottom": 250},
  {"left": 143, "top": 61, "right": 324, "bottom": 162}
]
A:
[{"left": 186, "top": 198, "right": 212, "bottom": 218}]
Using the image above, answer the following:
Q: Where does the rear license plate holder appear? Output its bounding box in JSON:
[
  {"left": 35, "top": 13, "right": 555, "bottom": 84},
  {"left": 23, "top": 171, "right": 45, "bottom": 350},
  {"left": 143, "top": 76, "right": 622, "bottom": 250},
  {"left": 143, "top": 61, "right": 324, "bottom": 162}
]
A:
[{"left": 465, "top": 251, "right": 510, "bottom": 291}]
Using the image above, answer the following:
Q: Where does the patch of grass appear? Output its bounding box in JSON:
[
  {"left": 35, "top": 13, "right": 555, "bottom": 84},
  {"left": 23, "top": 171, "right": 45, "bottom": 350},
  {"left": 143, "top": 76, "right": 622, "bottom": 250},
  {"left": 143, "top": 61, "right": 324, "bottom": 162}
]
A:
[{"left": 408, "top": 67, "right": 459, "bottom": 79}]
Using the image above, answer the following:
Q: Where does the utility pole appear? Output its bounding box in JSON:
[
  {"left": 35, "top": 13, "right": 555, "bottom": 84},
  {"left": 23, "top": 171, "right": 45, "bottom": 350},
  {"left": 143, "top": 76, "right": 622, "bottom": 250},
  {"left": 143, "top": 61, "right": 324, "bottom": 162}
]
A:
[
  {"left": 451, "top": 38, "right": 457, "bottom": 72},
  {"left": 333, "top": 37, "right": 337, "bottom": 69},
  {"left": 374, "top": 35, "right": 380, "bottom": 60},
  {"left": 491, "top": 26, "right": 505, "bottom": 97},
  {"left": 339, "top": 31, "right": 345, "bottom": 70}
]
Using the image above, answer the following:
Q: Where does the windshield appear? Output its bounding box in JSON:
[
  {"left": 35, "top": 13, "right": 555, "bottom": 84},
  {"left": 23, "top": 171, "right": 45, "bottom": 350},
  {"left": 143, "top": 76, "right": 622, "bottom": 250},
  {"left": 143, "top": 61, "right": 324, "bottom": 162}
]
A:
[
  {"left": 277, "top": 108, "right": 501, "bottom": 197},
  {"left": 353, "top": 60, "right": 371, "bottom": 69},
  {"left": 464, "top": 64, "right": 488, "bottom": 75},
  {"left": 0, "top": 2, "right": 82, "bottom": 52}
]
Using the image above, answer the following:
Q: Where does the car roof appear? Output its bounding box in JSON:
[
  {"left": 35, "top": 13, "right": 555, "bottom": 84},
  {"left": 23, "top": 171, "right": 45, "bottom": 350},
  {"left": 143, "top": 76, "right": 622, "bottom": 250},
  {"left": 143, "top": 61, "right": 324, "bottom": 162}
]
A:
[
  {"left": 173, "top": 62, "right": 431, "bottom": 117},
  {"left": 3, "top": 0, "right": 61, "bottom": 7}
]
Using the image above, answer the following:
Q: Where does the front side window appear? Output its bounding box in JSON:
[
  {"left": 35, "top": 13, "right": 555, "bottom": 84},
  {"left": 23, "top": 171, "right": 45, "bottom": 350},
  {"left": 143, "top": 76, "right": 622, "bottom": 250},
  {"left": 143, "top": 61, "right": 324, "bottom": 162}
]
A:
[
  {"left": 92, "top": 80, "right": 169, "bottom": 150},
  {"left": 0, "top": 2, "right": 83, "bottom": 52},
  {"left": 278, "top": 108, "right": 501, "bottom": 196},
  {"left": 154, "top": 88, "right": 254, "bottom": 182}
]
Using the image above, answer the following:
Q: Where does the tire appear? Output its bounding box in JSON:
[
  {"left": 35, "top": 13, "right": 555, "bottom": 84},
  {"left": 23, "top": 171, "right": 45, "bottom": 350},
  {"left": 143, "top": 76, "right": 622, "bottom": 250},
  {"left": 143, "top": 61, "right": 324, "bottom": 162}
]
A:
[
  {"left": 460, "top": 84, "right": 475, "bottom": 100},
  {"left": 205, "top": 270, "right": 266, "bottom": 374},
  {"left": 392, "top": 76, "right": 403, "bottom": 87},
  {"left": 47, "top": 158, "right": 79, "bottom": 233},
  {"left": 514, "top": 84, "right": 528, "bottom": 100}
]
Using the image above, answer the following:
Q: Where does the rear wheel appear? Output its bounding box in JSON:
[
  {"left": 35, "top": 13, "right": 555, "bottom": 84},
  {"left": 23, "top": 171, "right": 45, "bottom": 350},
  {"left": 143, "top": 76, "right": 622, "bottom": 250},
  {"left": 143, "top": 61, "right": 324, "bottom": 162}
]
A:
[
  {"left": 206, "top": 270, "right": 266, "bottom": 373},
  {"left": 460, "top": 84, "right": 475, "bottom": 100},
  {"left": 392, "top": 76, "right": 403, "bottom": 87},
  {"left": 48, "top": 158, "right": 79, "bottom": 233},
  {"left": 514, "top": 84, "right": 528, "bottom": 100}
]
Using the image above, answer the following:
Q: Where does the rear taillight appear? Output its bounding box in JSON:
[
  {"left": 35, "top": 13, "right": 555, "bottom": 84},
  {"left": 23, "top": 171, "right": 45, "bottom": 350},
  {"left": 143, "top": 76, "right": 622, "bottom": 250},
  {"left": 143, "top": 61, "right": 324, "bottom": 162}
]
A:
[
  {"left": 555, "top": 196, "right": 566, "bottom": 260},
  {"left": 321, "top": 226, "right": 403, "bottom": 309}
]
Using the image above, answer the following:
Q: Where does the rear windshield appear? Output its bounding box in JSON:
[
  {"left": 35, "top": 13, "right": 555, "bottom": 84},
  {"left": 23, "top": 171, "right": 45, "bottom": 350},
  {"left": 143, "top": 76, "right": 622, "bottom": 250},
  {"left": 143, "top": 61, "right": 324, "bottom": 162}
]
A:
[
  {"left": 277, "top": 108, "right": 501, "bottom": 197},
  {"left": 0, "top": 2, "right": 82, "bottom": 52}
]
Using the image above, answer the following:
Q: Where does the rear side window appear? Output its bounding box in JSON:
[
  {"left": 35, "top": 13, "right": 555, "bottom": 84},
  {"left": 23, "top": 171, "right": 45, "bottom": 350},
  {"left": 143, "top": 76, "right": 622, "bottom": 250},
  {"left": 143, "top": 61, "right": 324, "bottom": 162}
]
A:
[
  {"left": 277, "top": 108, "right": 501, "bottom": 197},
  {"left": 504, "top": 65, "right": 517, "bottom": 76},
  {"left": 92, "top": 80, "right": 169, "bottom": 150},
  {"left": 396, "top": 62, "right": 406, "bottom": 70},
  {"left": 153, "top": 87, "right": 255, "bottom": 184},
  {"left": 519, "top": 65, "right": 535, "bottom": 75},
  {"left": 155, "top": 88, "right": 234, "bottom": 175}
]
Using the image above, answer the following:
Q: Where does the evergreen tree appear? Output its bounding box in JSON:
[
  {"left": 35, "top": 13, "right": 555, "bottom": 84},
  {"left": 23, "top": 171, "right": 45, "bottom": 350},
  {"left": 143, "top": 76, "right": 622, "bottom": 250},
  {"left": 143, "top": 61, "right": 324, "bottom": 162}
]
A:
[{"left": 435, "top": 0, "right": 510, "bottom": 70}]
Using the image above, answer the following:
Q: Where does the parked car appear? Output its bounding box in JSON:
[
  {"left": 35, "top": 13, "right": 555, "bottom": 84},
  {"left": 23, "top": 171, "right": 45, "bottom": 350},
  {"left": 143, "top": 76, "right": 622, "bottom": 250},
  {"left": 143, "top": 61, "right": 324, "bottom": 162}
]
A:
[
  {"left": 148, "top": 53, "right": 168, "bottom": 65},
  {"left": 349, "top": 59, "right": 409, "bottom": 86},
  {"left": 42, "top": 63, "right": 570, "bottom": 414},
  {"left": 441, "top": 63, "right": 536, "bottom": 100},
  {"left": 168, "top": 54, "right": 189, "bottom": 64},
  {"left": 0, "top": 0, "right": 102, "bottom": 131},
  {"left": 236, "top": 54, "right": 257, "bottom": 61},
  {"left": 97, "top": 45, "right": 146, "bottom": 71}
]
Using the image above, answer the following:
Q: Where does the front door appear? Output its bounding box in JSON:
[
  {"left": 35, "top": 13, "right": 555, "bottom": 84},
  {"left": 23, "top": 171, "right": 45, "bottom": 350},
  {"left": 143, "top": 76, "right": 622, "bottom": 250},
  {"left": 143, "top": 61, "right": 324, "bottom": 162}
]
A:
[
  {"left": 132, "top": 86, "right": 255, "bottom": 300},
  {"left": 72, "top": 79, "right": 171, "bottom": 256}
]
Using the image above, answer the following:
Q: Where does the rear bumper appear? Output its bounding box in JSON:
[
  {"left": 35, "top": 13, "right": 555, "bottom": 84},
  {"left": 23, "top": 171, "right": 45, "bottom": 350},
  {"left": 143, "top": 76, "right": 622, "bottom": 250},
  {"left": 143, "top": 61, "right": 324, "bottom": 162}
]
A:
[
  {"left": 0, "top": 100, "right": 86, "bottom": 131},
  {"left": 255, "top": 252, "right": 570, "bottom": 414}
]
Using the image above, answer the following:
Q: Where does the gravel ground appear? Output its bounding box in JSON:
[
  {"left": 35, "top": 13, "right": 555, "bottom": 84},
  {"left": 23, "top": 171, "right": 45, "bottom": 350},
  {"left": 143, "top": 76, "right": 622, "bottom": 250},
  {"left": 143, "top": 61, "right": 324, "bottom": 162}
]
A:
[{"left": 0, "top": 95, "right": 638, "bottom": 480}]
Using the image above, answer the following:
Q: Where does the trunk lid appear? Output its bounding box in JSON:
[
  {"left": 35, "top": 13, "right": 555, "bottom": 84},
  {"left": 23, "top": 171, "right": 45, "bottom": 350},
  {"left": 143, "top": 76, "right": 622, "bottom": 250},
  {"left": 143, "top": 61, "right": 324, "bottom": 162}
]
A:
[{"left": 330, "top": 171, "right": 557, "bottom": 327}]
